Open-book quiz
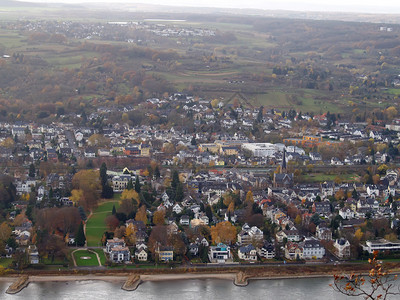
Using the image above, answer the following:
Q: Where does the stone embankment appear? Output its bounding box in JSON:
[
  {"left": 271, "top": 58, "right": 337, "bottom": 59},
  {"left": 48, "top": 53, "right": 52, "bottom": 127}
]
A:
[
  {"left": 122, "top": 274, "right": 141, "bottom": 291},
  {"left": 6, "top": 275, "right": 29, "bottom": 294}
]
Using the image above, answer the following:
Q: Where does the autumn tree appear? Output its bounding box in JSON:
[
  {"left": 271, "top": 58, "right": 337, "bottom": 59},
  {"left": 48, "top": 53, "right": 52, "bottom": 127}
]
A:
[
  {"left": 0, "top": 222, "right": 12, "bottom": 242},
  {"left": 72, "top": 170, "right": 101, "bottom": 210},
  {"left": 135, "top": 205, "right": 147, "bottom": 224},
  {"left": 153, "top": 210, "right": 166, "bottom": 226},
  {"left": 125, "top": 223, "right": 137, "bottom": 246},
  {"left": 210, "top": 221, "right": 237, "bottom": 245},
  {"left": 245, "top": 190, "right": 254, "bottom": 206},
  {"left": 105, "top": 215, "right": 119, "bottom": 231}
]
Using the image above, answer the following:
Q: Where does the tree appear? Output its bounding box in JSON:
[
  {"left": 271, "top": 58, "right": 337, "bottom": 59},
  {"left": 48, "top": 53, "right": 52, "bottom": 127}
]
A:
[
  {"left": 210, "top": 221, "right": 237, "bottom": 245},
  {"left": 245, "top": 190, "right": 254, "bottom": 205},
  {"left": 112, "top": 205, "right": 116, "bottom": 215},
  {"left": 135, "top": 176, "right": 141, "bottom": 194},
  {"left": 331, "top": 251, "right": 400, "bottom": 299},
  {"left": 105, "top": 215, "right": 119, "bottom": 231},
  {"left": 75, "top": 222, "right": 86, "bottom": 246},
  {"left": 153, "top": 210, "right": 166, "bottom": 226},
  {"left": 72, "top": 170, "right": 101, "bottom": 210},
  {"left": 0, "top": 222, "right": 12, "bottom": 242},
  {"left": 135, "top": 205, "right": 147, "bottom": 224},
  {"left": 120, "top": 189, "right": 140, "bottom": 204},
  {"left": 29, "top": 163, "right": 35, "bottom": 178},
  {"left": 125, "top": 224, "right": 137, "bottom": 246},
  {"left": 127, "top": 179, "right": 134, "bottom": 190}
]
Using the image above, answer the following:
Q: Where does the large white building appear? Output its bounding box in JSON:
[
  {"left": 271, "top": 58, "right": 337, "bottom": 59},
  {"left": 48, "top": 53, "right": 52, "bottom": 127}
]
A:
[
  {"left": 241, "top": 143, "right": 277, "bottom": 157},
  {"left": 363, "top": 239, "right": 400, "bottom": 253}
]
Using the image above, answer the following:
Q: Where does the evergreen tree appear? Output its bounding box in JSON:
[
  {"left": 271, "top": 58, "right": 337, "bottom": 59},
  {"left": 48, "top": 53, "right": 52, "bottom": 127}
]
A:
[
  {"left": 112, "top": 204, "right": 116, "bottom": 215},
  {"left": 78, "top": 206, "right": 87, "bottom": 221},
  {"left": 191, "top": 136, "right": 197, "bottom": 146},
  {"left": 100, "top": 163, "right": 107, "bottom": 187},
  {"left": 127, "top": 179, "right": 134, "bottom": 190},
  {"left": 154, "top": 166, "right": 160, "bottom": 179},
  {"left": 175, "top": 182, "right": 184, "bottom": 202},
  {"left": 171, "top": 170, "right": 179, "bottom": 191},
  {"left": 135, "top": 176, "right": 141, "bottom": 194},
  {"left": 75, "top": 222, "right": 86, "bottom": 247},
  {"left": 29, "top": 163, "right": 35, "bottom": 178},
  {"left": 352, "top": 188, "right": 359, "bottom": 199}
]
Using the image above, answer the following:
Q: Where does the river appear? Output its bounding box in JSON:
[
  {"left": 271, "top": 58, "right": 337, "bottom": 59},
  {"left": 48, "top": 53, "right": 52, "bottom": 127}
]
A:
[{"left": 0, "top": 277, "right": 358, "bottom": 300}]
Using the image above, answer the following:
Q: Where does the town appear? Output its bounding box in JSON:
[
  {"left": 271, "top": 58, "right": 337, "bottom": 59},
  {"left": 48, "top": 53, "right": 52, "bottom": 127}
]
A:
[{"left": 1, "top": 92, "right": 400, "bottom": 271}]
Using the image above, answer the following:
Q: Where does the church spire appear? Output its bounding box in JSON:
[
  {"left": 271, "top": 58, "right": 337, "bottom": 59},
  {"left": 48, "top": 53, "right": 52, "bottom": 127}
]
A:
[{"left": 281, "top": 148, "right": 287, "bottom": 173}]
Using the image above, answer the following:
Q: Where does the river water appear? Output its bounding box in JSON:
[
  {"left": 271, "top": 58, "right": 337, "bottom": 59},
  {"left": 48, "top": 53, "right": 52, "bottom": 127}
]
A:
[{"left": 0, "top": 277, "right": 357, "bottom": 300}]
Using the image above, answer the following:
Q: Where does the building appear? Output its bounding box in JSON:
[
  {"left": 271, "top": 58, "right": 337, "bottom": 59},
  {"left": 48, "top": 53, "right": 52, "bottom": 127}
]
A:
[
  {"left": 106, "top": 238, "right": 126, "bottom": 253},
  {"left": 237, "top": 223, "right": 264, "bottom": 246},
  {"left": 362, "top": 239, "right": 400, "bottom": 254},
  {"left": 156, "top": 245, "right": 174, "bottom": 261},
  {"left": 110, "top": 246, "right": 131, "bottom": 263},
  {"left": 111, "top": 175, "right": 133, "bottom": 192},
  {"left": 238, "top": 244, "right": 257, "bottom": 261},
  {"left": 135, "top": 247, "right": 148, "bottom": 262},
  {"left": 334, "top": 238, "right": 351, "bottom": 259},
  {"left": 208, "top": 243, "right": 232, "bottom": 264},
  {"left": 302, "top": 237, "right": 325, "bottom": 259},
  {"left": 241, "top": 143, "right": 277, "bottom": 158},
  {"left": 257, "top": 241, "right": 275, "bottom": 259}
]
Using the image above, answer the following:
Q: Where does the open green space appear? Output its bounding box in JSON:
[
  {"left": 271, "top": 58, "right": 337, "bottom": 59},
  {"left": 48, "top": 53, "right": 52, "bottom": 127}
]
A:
[
  {"left": 85, "top": 198, "right": 120, "bottom": 247},
  {"left": 302, "top": 173, "right": 360, "bottom": 183},
  {"left": 91, "top": 248, "right": 107, "bottom": 265},
  {"left": 73, "top": 249, "right": 100, "bottom": 267}
]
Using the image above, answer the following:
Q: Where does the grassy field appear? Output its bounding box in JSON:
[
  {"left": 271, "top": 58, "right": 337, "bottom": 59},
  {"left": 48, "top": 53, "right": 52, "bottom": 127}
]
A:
[
  {"left": 91, "top": 248, "right": 107, "bottom": 265},
  {"left": 302, "top": 173, "right": 360, "bottom": 183},
  {"left": 85, "top": 198, "right": 120, "bottom": 247},
  {"left": 73, "top": 250, "right": 100, "bottom": 267}
]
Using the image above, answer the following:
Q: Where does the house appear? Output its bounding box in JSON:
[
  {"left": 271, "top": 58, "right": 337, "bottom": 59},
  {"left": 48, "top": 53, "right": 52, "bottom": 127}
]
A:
[
  {"left": 106, "top": 238, "right": 126, "bottom": 253},
  {"left": 208, "top": 243, "right": 232, "bottom": 264},
  {"left": 27, "top": 245, "right": 39, "bottom": 264},
  {"left": 172, "top": 203, "right": 183, "bottom": 214},
  {"left": 237, "top": 223, "right": 264, "bottom": 246},
  {"left": 156, "top": 245, "right": 174, "bottom": 261},
  {"left": 301, "top": 237, "right": 325, "bottom": 259},
  {"left": 188, "top": 243, "right": 199, "bottom": 256},
  {"left": 312, "top": 202, "right": 331, "bottom": 215},
  {"left": 180, "top": 215, "right": 190, "bottom": 226},
  {"left": 84, "top": 147, "right": 96, "bottom": 158},
  {"left": 110, "top": 246, "right": 131, "bottom": 263},
  {"left": 339, "top": 207, "right": 355, "bottom": 219},
  {"left": 257, "top": 240, "right": 275, "bottom": 259},
  {"left": 334, "top": 238, "right": 351, "bottom": 259},
  {"left": 316, "top": 226, "right": 332, "bottom": 241},
  {"left": 276, "top": 229, "right": 301, "bottom": 243},
  {"left": 285, "top": 242, "right": 303, "bottom": 260},
  {"left": 238, "top": 244, "right": 257, "bottom": 261},
  {"left": 135, "top": 247, "right": 148, "bottom": 262}
]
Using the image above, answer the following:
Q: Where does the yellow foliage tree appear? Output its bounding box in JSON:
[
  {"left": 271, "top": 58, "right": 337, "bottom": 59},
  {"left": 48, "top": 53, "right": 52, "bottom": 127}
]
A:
[
  {"left": 135, "top": 205, "right": 147, "bottom": 224},
  {"left": 70, "top": 189, "right": 84, "bottom": 204},
  {"left": 354, "top": 228, "right": 363, "bottom": 241},
  {"left": 0, "top": 222, "right": 12, "bottom": 242},
  {"left": 125, "top": 224, "right": 137, "bottom": 246},
  {"left": 120, "top": 189, "right": 140, "bottom": 205}
]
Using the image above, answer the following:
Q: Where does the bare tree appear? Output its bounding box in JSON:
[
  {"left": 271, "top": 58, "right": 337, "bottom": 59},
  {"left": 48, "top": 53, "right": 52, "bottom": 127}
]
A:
[{"left": 331, "top": 251, "right": 399, "bottom": 299}]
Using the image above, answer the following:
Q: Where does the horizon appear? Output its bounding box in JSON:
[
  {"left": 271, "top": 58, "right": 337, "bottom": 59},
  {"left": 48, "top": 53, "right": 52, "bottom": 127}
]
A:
[{"left": 15, "top": 0, "right": 400, "bottom": 15}]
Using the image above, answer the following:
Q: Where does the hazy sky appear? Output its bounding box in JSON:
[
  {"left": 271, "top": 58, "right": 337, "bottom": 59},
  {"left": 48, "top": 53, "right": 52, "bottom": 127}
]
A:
[{"left": 19, "top": 0, "right": 400, "bottom": 14}]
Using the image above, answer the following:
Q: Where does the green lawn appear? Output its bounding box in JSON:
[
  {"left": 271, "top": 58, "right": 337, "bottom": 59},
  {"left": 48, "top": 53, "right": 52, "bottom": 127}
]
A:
[
  {"left": 85, "top": 198, "right": 120, "bottom": 247},
  {"left": 91, "top": 248, "right": 107, "bottom": 265},
  {"left": 73, "top": 250, "right": 100, "bottom": 267},
  {"left": 0, "top": 258, "right": 13, "bottom": 268}
]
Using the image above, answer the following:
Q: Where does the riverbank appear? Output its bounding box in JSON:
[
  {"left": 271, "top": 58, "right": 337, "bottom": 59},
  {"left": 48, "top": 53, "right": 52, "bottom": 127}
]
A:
[{"left": 1, "top": 262, "right": 400, "bottom": 294}]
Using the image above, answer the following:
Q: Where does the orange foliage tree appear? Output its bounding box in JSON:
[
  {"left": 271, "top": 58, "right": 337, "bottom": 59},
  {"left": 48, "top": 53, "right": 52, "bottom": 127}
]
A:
[{"left": 210, "top": 221, "right": 237, "bottom": 245}]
